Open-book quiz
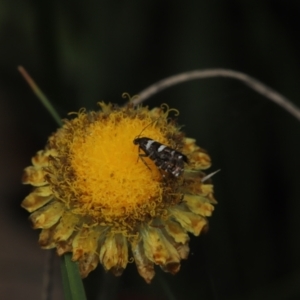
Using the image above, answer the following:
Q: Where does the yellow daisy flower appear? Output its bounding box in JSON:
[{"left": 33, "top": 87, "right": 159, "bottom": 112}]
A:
[{"left": 21, "top": 101, "right": 217, "bottom": 283}]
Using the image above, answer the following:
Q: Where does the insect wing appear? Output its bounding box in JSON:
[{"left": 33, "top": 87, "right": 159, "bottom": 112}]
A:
[{"left": 133, "top": 137, "right": 188, "bottom": 177}]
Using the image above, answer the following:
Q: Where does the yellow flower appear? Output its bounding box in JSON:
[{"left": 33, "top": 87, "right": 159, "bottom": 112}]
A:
[{"left": 21, "top": 101, "right": 217, "bottom": 283}]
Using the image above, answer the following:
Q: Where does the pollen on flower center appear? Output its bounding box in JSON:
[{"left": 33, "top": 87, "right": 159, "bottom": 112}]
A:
[{"left": 66, "top": 109, "right": 170, "bottom": 220}]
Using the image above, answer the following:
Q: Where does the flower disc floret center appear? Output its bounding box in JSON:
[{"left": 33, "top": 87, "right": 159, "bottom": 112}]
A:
[{"left": 63, "top": 108, "right": 169, "bottom": 221}]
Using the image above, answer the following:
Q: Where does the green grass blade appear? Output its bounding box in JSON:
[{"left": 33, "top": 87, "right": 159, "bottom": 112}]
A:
[
  {"left": 61, "top": 253, "right": 87, "bottom": 300},
  {"left": 18, "top": 67, "right": 85, "bottom": 299},
  {"left": 18, "top": 66, "right": 62, "bottom": 126}
]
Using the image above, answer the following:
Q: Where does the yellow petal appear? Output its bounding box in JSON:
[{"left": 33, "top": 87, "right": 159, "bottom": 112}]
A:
[
  {"left": 175, "top": 243, "right": 190, "bottom": 259},
  {"left": 131, "top": 241, "right": 155, "bottom": 284},
  {"left": 56, "top": 240, "right": 73, "bottom": 256},
  {"left": 71, "top": 227, "right": 101, "bottom": 277},
  {"left": 141, "top": 226, "right": 181, "bottom": 274},
  {"left": 78, "top": 253, "right": 99, "bottom": 278},
  {"left": 22, "top": 166, "right": 47, "bottom": 186},
  {"left": 29, "top": 201, "right": 64, "bottom": 229},
  {"left": 31, "top": 149, "right": 57, "bottom": 167},
  {"left": 201, "top": 184, "right": 217, "bottom": 204},
  {"left": 164, "top": 219, "right": 189, "bottom": 244},
  {"left": 181, "top": 179, "right": 217, "bottom": 204},
  {"left": 201, "top": 184, "right": 213, "bottom": 194},
  {"left": 39, "top": 227, "right": 56, "bottom": 249},
  {"left": 72, "top": 227, "right": 105, "bottom": 261},
  {"left": 32, "top": 185, "right": 53, "bottom": 196},
  {"left": 182, "top": 138, "right": 212, "bottom": 170},
  {"left": 168, "top": 206, "right": 208, "bottom": 236},
  {"left": 21, "top": 192, "right": 53, "bottom": 213},
  {"left": 99, "top": 233, "right": 128, "bottom": 275},
  {"left": 180, "top": 176, "right": 203, "bottom": 194},
  {"left": 52, "top": 212, "right": 79, "bottom": 242},
  {"left": 162, "top": 228, "right": 190, "bottom": 260},
  {"left": 183, "top": 194, "right": 215, "bottom": 216},
  {"left": 189, "top": 151, "right": 211, "bottom": 170},
  {"left": 183, "top": 138, "right": 199, "bottom": 153}
]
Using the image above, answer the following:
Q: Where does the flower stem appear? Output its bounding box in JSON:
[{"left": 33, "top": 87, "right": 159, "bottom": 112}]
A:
[{"left": 18, "top": 66, "right": 62, "bottom": 126}]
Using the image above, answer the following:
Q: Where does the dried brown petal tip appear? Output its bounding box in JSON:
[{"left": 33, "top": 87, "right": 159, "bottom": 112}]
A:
[{"left": 132, "top": 241, "right": 155, "bottom": 284}]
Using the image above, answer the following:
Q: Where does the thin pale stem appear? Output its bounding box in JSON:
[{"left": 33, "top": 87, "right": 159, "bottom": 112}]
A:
[
  {"left": 133, "top": 69, "right": 300, "bottom": 122},
  {"left": 18, "top": 66, "right": 62, "bottom": 126}
]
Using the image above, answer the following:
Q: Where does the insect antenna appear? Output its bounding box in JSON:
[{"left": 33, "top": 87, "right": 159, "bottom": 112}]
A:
[{"left": 134, "top": 118, "right": 158, "bottom": 140}]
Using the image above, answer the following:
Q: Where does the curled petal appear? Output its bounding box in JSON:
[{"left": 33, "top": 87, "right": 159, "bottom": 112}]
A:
[
  {"left": 200, "top": 184, "right": 213, "bottom": 195},
  {"left": 189, "top": 151, "right": 211, "bottom": 170},
  {"left": 160, "top": 262, "right": 180, "bottom": 275},
  {"left": 164, "top": 219, "right": 189, "bottom": 244},
  {"left": 141, "top": 226, "right": 181, "bottom": 274},
  {"left": 78, "top": 253, "right": 99, "bottom": 278},
  {"left": 98, "top": 101, "right": 114, "bottom": 114},
  {"left": 72, "top": 227, "right": 105, "bottom": 261},
  {"left": 149, "top": 107, "right": 162, "bottom": 118},
  {"left": 131, "top": 240, "right": 155, "bottom": 283},
  {"left": 200, "top": 184, "right": 217, "bottom": 204},
  {"left": 175, "top": 243, "right": 190, "bottom": 259},
  {"left": 52, "top": 212, "right": 79, "bottom": 242},
  {"left": 29, "top": 201, "right": 64, "bottom": 229},
  {"left": 179, "top": 177, "right": 203, "bottom": 195},
  {"left": 183, "top": 138, "right": 199, "bottom": 153},
  {"left": 21, "top": 192, "right": 53, "bottom": 213},
  {"left": 183, "top": 194, "right": 215, "bottom": 216},
  {"left": 181, "top": 180, "right": 217, "bottom": 204},
  {"left": 22, "top": 166, "right": 47, "bottom": 186},
  {"left": 39, "top": 227, "right": 57, "bottom": 249},
  {"left": 99, "top": 233, "right": 128, "bottom": 275},
  {"left": 32, "top": 185, "right": 53, "bottom": 196},
  {"left": 183, "top": 138, "right": 211, "bottom": 169},
  {"left": 168, "top": 206, "right": 208, "bottom": 236},
  {"left": 56, "top": 240, "right": 73, "bottom": 256},
  {"left": 32, "top": 149, "right": 57, "bottom": 167},
  {"left": 71, "top": 227, "right": 102, "bottom": 277},
  {"left": 162, "top": 227, "right": 190, "bottom": 260}
]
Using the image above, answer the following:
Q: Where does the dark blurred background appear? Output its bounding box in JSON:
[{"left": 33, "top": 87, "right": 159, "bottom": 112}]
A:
[{"left": 1, "top": 1, "right": 300, "bottom": 299}]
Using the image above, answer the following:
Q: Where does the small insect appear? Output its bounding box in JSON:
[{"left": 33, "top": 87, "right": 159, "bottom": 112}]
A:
[{"left": 133, "top": 136, "right": 188, "bottom": 177}]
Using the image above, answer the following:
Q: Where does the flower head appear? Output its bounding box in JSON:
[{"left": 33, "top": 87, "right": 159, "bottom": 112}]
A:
[{"left": 22, "top": 101, "right": 217, "bottom": 283}]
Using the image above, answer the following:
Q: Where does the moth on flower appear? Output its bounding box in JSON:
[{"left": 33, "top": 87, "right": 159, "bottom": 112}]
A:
[
  {"left": 133, "top": 137, "right": 188, "bottom": 177},
  {"left": 21, "top": 101, "right": 217, "bottom": 283}
]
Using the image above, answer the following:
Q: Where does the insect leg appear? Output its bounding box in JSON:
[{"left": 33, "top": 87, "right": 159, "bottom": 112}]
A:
[{"left": 137, "top": 148, "right": 152, "bottom": 171}]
